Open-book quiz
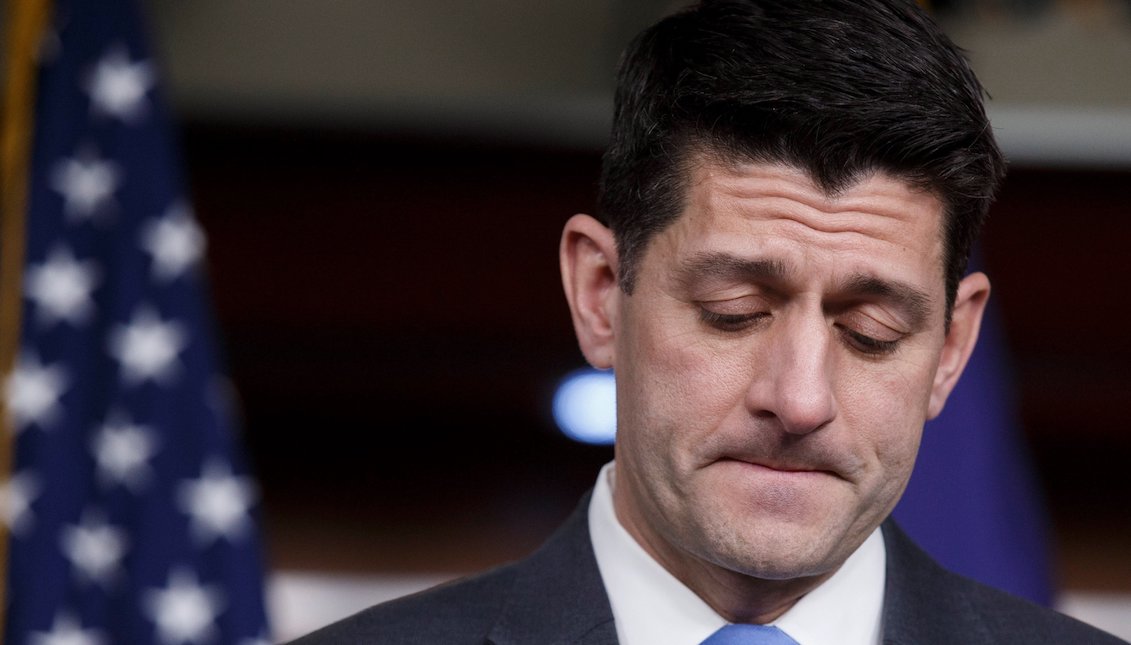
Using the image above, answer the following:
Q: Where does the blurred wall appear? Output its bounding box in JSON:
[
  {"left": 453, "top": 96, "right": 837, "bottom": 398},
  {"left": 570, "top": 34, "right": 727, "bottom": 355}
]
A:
[{"left": 143, "top": 0, "right": 1131, "bottom": 159}]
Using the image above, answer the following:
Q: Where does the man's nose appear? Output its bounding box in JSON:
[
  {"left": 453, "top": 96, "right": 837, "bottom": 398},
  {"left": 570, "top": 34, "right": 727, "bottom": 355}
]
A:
[{"left": 745, "top": 313, "right": 838, "bottom": 435}]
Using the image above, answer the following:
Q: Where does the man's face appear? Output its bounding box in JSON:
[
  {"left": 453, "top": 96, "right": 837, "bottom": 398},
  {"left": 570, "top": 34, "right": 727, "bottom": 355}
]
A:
[{"left": 603, "top": 160, "right": 977, "bottom": 584}]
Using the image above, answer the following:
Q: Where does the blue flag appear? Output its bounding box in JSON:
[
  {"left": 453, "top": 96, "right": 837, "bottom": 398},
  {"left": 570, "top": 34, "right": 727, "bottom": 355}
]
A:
[
  {"left": 893, "top": 264, "right": 1054, "bottom": 606},
  {"left": 3, "top": 0, "right": 272, "bottom": 642}
]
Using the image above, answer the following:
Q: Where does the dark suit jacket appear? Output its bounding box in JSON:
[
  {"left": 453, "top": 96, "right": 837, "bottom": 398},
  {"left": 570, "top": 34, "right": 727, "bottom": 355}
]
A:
[{"left": 291, "top": 494, "right": 1125, "bottom": 644}]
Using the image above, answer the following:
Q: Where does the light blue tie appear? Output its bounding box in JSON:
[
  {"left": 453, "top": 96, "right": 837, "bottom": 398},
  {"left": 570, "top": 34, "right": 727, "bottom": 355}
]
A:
[{"left": 700, "top": 623, "right": 800, "bottom": 645}]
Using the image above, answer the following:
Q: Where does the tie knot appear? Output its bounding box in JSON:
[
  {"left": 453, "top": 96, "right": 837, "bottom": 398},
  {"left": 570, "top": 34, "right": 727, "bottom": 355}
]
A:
[{"left": 700, "top": 623, "right": 800, "bottom": 645}]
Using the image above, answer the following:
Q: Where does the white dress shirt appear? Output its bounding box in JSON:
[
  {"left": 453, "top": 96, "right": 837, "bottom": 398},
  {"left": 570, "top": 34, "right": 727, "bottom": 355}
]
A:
[{"left": 588, "top": 461, "right": 886, "bottom": 645}]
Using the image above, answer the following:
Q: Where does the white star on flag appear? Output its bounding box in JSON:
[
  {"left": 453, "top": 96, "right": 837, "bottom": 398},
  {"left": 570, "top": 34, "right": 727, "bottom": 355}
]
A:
[
  {"left": 84, "top": 45, "right": 155, "bottom": 122},
  {"left": 49, "top": 148, "right": 121, "bottom": 220},
  {"left": 143, "top": 568, "right": 225, "bottom": 645},
  {"left": 0, "top": 472, "right": 39, "bottom": 535},
  {"left": 24, "top": 246, "right": 101, "bottom": 327},
  {"left": 107, "top": 306, "right": 188, "bottom": 385},
  {"left": 28, "top": 611, "right": 106, "bottom": 645},
  {"left": 141, "top": 203, "right": 206, "bottom": 281},
  {"left": 177, "top": 459, "right": 257, "bottom": 545},
  {"left": 60, "top": 510, "right": 130, "bottom": 587},
  {"left": 91, "top": 412, "right": 159, "bottom": 491},
  {"left": 4, "top": 352, "right": 70, "bottom": 432}
]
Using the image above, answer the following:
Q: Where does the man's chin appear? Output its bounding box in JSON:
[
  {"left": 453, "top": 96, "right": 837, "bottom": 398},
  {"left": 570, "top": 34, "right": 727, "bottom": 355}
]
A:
[
  {"left": 692, "top": 508, "right": 859, "bottom": 582},
  {"left": 710, "top": 538, "right": 848, "bottom": 582}
]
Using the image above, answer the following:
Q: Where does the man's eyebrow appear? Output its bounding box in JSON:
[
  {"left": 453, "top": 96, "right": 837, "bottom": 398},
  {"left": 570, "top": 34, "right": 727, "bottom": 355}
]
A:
[
  {"left": 675, "top": 252, "right": 790, "bottom": 287},
  {"left": 674, "top": 255, "right": 934, "bottom": 325},
  {"left": 837, "top": 274, "right": 934, "bottom": 328}
]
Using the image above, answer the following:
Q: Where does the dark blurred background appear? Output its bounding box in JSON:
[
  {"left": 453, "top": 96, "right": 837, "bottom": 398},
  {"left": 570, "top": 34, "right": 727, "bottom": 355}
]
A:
[{"left": 136, "top": 0, "right": 1131, "bottom": 634}]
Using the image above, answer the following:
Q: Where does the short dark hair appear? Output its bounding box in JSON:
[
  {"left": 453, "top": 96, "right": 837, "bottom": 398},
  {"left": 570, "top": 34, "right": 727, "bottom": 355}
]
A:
[{"left": 598, "top": 0, "right": 1006, "bottom": 319}]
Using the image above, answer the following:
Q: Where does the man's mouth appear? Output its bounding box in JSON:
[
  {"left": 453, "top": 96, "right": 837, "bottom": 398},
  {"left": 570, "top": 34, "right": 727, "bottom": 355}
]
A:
[{"left": 717, "top": 456, "right": 838, "bottom": 479}]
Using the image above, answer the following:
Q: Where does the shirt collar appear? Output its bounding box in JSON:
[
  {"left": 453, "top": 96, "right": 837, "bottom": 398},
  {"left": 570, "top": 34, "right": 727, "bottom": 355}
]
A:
[{"left": 588, "top": 461, "right": 885, "bottom": 645}]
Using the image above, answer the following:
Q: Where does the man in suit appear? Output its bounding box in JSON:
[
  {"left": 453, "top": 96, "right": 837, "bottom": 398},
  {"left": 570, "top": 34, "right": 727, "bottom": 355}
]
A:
[{"left": 294, "top": 1, "right": 1125, "bottom": 643}]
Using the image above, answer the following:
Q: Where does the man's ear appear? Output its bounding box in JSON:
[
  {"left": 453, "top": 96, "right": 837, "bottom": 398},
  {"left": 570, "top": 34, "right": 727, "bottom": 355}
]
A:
[
  {"left": 927, "top": 272, "right": 990, "bottom": 419},
  {"left": 560, "top": 214, "right": 620, "bottom": 369}
]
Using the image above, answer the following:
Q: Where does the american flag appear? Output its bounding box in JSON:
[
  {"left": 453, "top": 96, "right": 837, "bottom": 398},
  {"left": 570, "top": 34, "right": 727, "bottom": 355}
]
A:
[{"left": 2, "top": 0, "right": 272, "bottom": 642}]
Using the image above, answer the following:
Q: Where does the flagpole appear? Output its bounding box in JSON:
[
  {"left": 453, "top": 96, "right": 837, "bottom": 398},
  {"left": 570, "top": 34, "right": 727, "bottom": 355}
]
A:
[{"left": 0, "top": 0, "right": 53, "bottom": 627}]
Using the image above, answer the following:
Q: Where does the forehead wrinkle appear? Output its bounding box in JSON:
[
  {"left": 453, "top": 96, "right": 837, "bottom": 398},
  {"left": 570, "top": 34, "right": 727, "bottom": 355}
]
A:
[{"left": 697, "top": 162, "right": 940, "bottom": 238}]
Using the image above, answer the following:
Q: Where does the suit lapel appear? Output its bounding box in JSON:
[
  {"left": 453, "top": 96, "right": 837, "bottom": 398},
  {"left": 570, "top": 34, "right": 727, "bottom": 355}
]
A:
[
  {"left": 487, "top": 492, "right": 619, "bottom": 645},
  {"left": 880, "top": 519, "right": 993, "bottom": 645}
]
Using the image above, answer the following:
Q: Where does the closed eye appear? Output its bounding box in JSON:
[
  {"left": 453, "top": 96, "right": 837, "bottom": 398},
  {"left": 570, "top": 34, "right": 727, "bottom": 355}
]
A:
[
  {"left": 698, "top": 308, "right": 770, "bottom": 332},
  {"left": 838, "top": 325, "right": 901, "bottom": 356}
]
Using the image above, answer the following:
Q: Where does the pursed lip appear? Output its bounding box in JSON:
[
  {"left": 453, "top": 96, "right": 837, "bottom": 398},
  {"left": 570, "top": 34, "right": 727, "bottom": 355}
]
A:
[{"left": 717, "top": 456, "right": 838, "bottom": 478}]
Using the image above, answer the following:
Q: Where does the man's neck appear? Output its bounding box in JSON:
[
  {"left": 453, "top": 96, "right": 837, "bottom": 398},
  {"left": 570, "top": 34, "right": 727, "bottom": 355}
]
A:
[
  {"left": 590, "top": 460, "right": 887, "bottom": 644},
  {"left": 613, "top": 496, "right": 836, "bottom": 623}
]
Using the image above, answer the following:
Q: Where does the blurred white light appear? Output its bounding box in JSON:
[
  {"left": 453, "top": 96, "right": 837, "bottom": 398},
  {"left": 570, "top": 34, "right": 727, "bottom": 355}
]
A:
[{"left": 553, "top": 369, "right": 616, "bottom": 445}]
